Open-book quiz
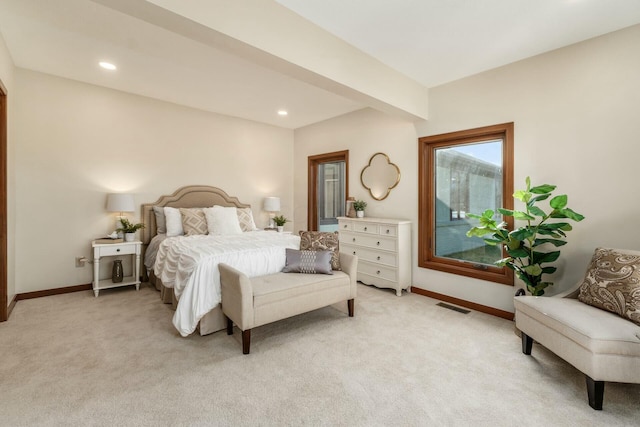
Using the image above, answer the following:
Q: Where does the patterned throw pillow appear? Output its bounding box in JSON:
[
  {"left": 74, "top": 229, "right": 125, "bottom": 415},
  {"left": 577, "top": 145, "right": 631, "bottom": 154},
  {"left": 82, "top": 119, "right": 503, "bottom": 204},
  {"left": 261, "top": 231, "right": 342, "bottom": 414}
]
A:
[
  {"left": 578, "top": 247, "right": 640, "bottom": 325},
  {"left": 299, "top": 231, "right": 341, "bottom": 271},
  {"left": 237, "top": 207, "right": 258, "bottom": 232},
  {"left": 282, "top": 249, "right": 333, "bottom": 274},
  {"left": 179, "top": 208, "right": 208, "bottom": 236}
]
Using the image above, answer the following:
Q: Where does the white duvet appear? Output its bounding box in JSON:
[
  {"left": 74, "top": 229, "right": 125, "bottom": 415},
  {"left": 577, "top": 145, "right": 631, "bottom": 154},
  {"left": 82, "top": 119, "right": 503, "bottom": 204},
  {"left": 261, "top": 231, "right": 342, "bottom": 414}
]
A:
[{"left": 154, "top": 231, "right": 300, "bottom": 336}]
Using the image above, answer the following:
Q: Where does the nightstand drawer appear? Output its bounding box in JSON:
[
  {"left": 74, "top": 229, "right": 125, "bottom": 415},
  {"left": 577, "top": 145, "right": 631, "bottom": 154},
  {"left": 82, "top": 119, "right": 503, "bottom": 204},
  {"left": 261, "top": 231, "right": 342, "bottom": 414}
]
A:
[{"left": 96, "top": 245, "right": 136, "bottom": 257}]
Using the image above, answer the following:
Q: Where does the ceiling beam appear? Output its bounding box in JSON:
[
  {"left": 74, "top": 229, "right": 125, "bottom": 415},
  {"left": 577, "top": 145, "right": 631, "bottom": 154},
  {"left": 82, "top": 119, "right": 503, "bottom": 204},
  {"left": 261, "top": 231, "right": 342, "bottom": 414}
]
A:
[{"left": 92, "top": 0, "right": 429, "bottom": 121}]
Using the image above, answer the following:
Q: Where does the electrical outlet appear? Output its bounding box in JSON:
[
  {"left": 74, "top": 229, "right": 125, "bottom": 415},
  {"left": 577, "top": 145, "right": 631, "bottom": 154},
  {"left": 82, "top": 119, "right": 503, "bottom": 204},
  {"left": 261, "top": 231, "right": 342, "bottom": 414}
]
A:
[{"left": 75, "top": 256, "right": 87, "bottom": 268}]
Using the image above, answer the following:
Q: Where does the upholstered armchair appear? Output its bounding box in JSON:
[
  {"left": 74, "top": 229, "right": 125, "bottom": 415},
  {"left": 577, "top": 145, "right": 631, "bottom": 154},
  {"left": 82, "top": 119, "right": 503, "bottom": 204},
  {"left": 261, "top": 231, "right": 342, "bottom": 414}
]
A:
[{"left": 514, "top": 247, "right": 640, "bottom": 410}]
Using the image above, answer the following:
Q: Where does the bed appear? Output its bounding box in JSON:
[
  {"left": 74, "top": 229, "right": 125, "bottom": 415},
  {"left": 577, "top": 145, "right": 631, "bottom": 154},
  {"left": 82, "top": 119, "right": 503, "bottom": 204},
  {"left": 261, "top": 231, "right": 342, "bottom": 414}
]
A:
[{"left": 141, "top": 185, "right": 300, "bottom": 337}]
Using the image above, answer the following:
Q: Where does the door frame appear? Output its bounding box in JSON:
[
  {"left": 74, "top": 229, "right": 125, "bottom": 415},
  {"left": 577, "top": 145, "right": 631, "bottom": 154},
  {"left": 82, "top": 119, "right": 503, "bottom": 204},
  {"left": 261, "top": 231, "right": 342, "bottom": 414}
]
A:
[
  {"left": 307, "top": 150, "right": 349, "bottom": 231},
  {"left": 0, "top": 78, "right": 7, "bottom": 322}
]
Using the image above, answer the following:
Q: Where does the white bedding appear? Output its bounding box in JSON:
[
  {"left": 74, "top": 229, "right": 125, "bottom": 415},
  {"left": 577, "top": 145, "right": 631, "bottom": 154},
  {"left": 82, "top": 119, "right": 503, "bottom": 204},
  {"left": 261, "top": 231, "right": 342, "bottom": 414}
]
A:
[{"left": 153, "top": 231, "right": 300, "bottom": 336}]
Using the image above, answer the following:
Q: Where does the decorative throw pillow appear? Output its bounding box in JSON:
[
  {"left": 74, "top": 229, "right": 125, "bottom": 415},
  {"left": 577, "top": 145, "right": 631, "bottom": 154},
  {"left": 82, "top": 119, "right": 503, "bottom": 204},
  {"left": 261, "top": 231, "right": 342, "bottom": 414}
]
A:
[
  {"left": 282, "top": 249, "right": 333, "bottom": 275},
  {"left": 237, "top": 207, "right": 258, "bottom": 232},
  {"left": 204, "top": 206, "right": 243, "bottom": 235},
  {"left": 153, "top": 206, "right": 166, "bottom": 234},
  {"left": 180, "top": 208, "right": 208, "bottom": 236},
  {"left": 164, "top": 207, "right": 184, "bottom": 237},
  {"left": 578, "top": 247, "right": 640, "bottom": 325},
  {"left": 299, "top": 231, "right": 341, "bottom": 271}
]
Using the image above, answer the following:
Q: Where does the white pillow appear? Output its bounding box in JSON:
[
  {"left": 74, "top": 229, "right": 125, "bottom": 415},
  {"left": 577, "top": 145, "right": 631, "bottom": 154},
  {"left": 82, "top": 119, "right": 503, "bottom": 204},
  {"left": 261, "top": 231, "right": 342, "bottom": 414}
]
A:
[
  {"left": 204, "top": 206, "right": 243, "bottom": 235},
  {"left": 164, "top": 207, "right": 184, "bottom": 237}
]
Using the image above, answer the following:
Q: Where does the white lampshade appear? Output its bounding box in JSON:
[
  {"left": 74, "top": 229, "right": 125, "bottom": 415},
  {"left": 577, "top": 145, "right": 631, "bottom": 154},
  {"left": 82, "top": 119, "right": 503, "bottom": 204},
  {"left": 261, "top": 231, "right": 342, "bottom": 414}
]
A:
[
  {"left": 106, "top": 193, "right": 135, "bottom": 214},
  {"left": 263, "top": 197, "right": 281, "bottom": 212}
]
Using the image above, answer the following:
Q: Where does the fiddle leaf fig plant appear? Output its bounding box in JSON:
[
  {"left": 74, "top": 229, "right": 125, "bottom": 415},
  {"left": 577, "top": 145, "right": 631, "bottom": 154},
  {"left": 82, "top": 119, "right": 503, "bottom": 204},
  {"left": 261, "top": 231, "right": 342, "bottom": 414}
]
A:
[{"left": 466, "top": 177, "right": 585, "bottom": 296}]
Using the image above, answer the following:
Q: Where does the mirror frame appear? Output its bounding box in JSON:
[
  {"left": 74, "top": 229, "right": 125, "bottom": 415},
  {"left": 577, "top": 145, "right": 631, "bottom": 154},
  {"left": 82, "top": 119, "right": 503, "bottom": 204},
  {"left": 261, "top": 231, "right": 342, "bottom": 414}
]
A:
[{"left": 360, "top": 152, "right": 401, "bottom": 201}]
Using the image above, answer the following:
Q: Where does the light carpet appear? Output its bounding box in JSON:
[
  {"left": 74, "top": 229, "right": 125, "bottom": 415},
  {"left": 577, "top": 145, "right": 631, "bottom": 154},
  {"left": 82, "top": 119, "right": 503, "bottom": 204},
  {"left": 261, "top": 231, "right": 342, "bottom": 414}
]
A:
[{"left": 1, "top": 283, "right": 638, "bottom": 426}]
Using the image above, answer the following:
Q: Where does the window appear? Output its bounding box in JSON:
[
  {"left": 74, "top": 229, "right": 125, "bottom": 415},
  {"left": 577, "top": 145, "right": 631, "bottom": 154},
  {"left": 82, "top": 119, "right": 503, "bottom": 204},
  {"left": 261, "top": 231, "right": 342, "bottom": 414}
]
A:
[{"left": 418, "top": 123, "right": 514, "bottom": 285}]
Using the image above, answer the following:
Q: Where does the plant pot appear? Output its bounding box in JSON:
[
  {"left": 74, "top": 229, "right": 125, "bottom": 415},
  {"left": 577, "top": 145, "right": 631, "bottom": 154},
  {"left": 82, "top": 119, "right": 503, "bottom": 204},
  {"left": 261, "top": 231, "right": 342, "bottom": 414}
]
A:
[
  {"left": 356, "top": 210, "right": 364, "bottom": 218},
  {"left": 277, "top": 226, "right": 284, "bottom": 233},
  {"left": 124, "top": 232, "right": 135, "bottom": 242}
]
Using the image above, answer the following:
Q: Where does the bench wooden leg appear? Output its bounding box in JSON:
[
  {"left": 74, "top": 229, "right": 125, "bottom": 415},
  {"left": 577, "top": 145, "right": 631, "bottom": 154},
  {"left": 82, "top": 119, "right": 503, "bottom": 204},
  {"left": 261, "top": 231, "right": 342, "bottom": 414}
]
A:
[
  {"left": 226, "top": 316, "right": 233, "bottom": 335},
  {"left": 348, "top": 299, "right": 354, "bottom": 317},
  {"left": 242, "top": 329, "right": 251, "bottom": 355},
  {"left": 586, "top": 376, "right": 604, "bottom": 410},
  {"left": 521, "top": 332, "right": 533, "bottom": 355}
]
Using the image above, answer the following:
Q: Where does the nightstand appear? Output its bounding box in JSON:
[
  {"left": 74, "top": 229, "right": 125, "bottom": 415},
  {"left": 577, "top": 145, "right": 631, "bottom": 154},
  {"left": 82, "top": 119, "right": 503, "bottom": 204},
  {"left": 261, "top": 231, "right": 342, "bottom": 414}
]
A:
[{"left": 91, "top": 240, "right": 141, "bottom": 297}]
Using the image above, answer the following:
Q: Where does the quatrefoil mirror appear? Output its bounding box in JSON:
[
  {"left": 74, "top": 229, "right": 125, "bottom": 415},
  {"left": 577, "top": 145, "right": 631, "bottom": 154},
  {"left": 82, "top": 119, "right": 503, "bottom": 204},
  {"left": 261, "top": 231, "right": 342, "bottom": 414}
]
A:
[{"left": 360, "top": 152, "right": 401, "bottom": 201}]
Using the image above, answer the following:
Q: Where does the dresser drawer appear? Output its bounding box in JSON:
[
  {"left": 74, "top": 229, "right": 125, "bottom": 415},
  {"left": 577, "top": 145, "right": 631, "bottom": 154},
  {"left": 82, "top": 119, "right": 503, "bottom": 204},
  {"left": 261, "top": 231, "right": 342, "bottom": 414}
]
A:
[
  {"left": 338, "top": 221, "right": 353, "bottom": 231},
  {"left": 341, "top": 244, "right": 397, "bottom": 267},
  {"left": 378, "top": 225, "right": 397, "bottom": 237},
  {"left": 96, "top": 244, "right": 137, "bottom": 257},
  {"left": 353, "top": 222, "right": 378, "bottom": 234},
  {"left": 341, "top": 233, "right": 396, "bottom": 252},
  {"left": 359, "top": 261, "right": 397, "bottom": 282}
]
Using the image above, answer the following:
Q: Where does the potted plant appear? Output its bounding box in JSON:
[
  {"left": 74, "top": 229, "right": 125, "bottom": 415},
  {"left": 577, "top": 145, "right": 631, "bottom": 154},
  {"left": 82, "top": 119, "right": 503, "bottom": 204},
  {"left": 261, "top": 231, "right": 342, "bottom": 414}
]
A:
[
  {"left": 273, "top": 215, "right": 288, "bottom": 232},
  {"left": 466, "top": 177, "right": 584, "bottom": 296},
  {"left": 116, "top": 218, "right": 145, "bottom": 242},
  {"left": 353, "top": 200, "right": 367, "bottom": 218}
]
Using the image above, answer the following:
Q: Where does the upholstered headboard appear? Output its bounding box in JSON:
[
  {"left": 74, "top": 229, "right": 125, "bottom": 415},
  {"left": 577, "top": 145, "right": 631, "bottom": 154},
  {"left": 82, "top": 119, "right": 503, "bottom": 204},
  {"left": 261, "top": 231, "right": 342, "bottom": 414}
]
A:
[{"left": 141, "top": 185, "right": 251, "bottom": 244}]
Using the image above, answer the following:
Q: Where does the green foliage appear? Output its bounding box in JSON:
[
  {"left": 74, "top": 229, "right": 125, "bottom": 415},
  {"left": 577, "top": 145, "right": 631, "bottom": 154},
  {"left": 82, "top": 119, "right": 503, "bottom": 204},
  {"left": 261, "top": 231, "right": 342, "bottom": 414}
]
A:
[
  {"left": 353, "top": 200, "right": 367, "bottom": 211},
  {"left": 273, "top": 215, "right": 288, "bottom": 226},
  {"left": 116, "top": 217, "right": 145, "bottom": 233},
  {"left": 466, "top": 177, "right": 584, "bottom": 296}
]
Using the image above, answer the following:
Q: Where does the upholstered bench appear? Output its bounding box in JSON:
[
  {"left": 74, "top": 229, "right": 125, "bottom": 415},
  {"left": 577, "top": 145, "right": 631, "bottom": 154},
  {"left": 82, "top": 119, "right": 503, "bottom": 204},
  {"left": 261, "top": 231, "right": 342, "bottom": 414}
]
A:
[
  {"left": 514, "top": 247, "right": 640, "bottom": 410},
  {"left": 219, "top": 252, "right": 357, "bottom": 354}
]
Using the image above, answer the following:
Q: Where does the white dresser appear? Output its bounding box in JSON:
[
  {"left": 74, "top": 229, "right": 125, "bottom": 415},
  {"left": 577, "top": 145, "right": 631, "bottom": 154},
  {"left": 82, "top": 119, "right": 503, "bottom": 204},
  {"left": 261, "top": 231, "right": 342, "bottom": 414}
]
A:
[{"left": 337, "top": 216, "right": 411, "bottom": 296}]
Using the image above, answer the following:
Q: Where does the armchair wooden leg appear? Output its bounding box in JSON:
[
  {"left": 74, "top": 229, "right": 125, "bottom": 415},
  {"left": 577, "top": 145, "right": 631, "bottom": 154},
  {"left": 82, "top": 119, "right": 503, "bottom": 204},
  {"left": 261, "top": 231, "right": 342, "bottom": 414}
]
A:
[
  {"left": 522, "top": 332, "right": 533, "bottom": 355},
  {"left": 226, "top": 316, "right": 233, "bottom": 335},
  {"left": 348, "top": 299, "right": 354, "bottom": 317},
  {"left": 586, "top": 376, "right": 604, "bottom": 410},
  {"left": 242, "top": 329, "right": 251, "bottom": 355}
]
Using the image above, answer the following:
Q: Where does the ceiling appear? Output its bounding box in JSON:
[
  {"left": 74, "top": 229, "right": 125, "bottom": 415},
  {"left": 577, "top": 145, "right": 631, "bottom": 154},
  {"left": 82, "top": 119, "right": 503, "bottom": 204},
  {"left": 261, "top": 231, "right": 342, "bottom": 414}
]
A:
[{"left": 1, "top": 0, "right": 639, "bottom": 129}]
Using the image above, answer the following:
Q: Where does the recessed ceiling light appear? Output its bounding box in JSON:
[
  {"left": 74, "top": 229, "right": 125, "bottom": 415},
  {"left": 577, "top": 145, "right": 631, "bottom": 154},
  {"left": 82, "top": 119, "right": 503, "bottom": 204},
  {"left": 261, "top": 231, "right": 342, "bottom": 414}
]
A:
[
  {"left": 278, "top": 110, "right": 288, "bottom": 116},
  {"left": 99, "top": 61, "right": 117, "bottom": 71}
]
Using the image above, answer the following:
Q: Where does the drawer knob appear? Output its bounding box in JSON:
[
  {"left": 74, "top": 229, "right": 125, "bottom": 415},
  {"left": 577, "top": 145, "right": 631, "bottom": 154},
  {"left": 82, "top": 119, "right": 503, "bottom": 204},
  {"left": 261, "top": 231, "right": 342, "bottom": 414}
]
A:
[
  {"left": 377, "top": 256, "right": 381, "bottom": 260},
  {"left": 386, "top": 229, "right": 390, "bottom": 234},
  {"left": 376, "top": 241, "right": 380, "bottom": 246},
  {"left": 376, "top": 270, "right": 381, "bottom": 275},
  {"left": 343, "top": 224, "right": 347, "bottom": 228},
  {"left": 353, "top": 251, "right": 356, "bottom": 255},
  {"left": 364, "top": 227, "right": 367, "bottom": 231},
  {"left": 353, "top": 238, "right": 356, "bottom": 242},
  {"left": 116, "top": 248, "right": 120, "bottom": 252}
]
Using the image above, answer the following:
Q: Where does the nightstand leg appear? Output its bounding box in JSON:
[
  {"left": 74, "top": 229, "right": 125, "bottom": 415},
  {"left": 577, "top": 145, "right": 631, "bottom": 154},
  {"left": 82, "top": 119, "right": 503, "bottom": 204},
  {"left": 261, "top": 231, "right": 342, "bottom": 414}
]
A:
[
  {"left": 135, "top": 252, "right": 141, "bottom": 291},
  {"left": 93, "top": 257, "right": 100, "bottom": 297}
]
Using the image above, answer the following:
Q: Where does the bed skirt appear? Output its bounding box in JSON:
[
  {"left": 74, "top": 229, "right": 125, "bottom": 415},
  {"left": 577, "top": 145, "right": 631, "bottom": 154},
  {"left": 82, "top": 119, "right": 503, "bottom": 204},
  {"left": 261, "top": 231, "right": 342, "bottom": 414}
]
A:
[{"left": 148, "top": 270, "right": 226, "bottom": 336}]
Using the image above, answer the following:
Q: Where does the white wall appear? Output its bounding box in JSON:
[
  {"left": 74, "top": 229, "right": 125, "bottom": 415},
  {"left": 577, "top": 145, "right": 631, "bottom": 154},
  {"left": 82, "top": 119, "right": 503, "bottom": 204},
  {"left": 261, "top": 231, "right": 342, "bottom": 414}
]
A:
[
  {"left": 0, "top": 30, "right": 15, "bottom": 306},
  {"left": 14, "top": 69, "right": 293, "bottom": 293},
  {"left": 295, "top": 24, "right": 640, "bottom": 313},
  {"left": 293, "top": 108, "right": 418, "bottom": 231}
]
